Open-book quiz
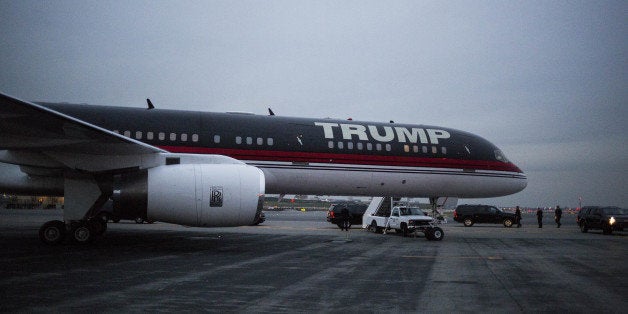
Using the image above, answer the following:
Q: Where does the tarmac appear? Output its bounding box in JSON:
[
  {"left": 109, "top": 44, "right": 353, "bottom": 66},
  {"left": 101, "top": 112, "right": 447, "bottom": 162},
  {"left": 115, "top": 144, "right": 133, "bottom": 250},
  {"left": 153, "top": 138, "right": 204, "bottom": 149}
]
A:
[{"left": 0, "top": 209, "right": 626, "bottom": 313}]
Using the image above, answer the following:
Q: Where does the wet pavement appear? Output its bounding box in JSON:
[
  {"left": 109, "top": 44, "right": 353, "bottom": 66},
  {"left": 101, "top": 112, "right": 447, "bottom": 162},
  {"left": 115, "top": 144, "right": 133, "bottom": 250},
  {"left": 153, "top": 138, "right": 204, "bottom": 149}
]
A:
[{"left": 0, "top": 209, "right": 626, "bottom": 313}]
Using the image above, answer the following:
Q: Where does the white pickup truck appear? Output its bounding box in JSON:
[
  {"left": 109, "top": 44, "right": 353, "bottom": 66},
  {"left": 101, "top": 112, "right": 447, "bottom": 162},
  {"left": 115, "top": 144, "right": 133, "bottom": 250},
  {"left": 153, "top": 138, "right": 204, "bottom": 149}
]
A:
[{"left": 365, "top": 206, "right": 444, "bottom": 241}]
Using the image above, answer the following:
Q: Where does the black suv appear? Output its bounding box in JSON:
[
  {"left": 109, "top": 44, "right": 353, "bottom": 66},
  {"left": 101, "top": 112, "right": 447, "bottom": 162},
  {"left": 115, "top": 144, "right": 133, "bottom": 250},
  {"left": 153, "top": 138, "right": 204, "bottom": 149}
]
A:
[
  {"left": 578, "top": 206, "right": 627, "bottom": 234},
  {"left": 453, "top": 204, "right": 516, "bottom": 227},
  {"left": 326, "top": 203, "right": 368, "bottom": 227}
]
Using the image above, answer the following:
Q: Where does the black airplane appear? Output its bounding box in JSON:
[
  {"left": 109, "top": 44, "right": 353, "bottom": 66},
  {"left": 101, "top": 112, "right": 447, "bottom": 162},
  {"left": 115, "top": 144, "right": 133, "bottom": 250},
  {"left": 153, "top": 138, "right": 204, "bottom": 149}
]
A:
[{"left": 0, "top": 92, "right": 527, "bottom": 244}]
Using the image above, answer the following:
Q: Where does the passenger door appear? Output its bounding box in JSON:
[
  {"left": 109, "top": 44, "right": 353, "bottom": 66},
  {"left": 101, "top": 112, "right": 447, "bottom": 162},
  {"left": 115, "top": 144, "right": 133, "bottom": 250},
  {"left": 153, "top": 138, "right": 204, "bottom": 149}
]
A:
[{"left": 389, "top": 208, "right": 400, "bottom": 229}]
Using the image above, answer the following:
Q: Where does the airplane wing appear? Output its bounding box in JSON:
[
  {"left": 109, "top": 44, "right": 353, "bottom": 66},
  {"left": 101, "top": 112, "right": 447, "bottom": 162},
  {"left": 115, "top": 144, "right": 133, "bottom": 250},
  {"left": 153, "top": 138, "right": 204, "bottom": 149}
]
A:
[{"left": 0, "top": 92, "right": 166, "bottom": 173}]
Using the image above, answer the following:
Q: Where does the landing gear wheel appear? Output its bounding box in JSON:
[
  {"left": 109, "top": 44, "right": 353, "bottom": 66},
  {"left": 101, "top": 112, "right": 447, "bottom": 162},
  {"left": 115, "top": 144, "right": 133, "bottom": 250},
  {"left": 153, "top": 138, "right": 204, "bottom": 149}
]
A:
[
  {"left": 580, "top": 222, "right": 588, "bottom": 233},
  {"left": 71, "top": 222, "right": 94, "bottom": 244},
  {"left": 135, "top": 217, "right": 145, "bottom": 224},
  {"left": 39, "top": 220, "right": 66, "bottom": 245},
  {"left": 429, "top": 227, "right": 444, "bottom": 241}
]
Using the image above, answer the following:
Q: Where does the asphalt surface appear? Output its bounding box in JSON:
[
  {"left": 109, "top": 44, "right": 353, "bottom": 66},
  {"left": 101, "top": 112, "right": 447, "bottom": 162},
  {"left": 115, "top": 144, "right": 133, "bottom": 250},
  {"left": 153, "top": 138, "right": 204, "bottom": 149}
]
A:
[{"left": 0, "top": 209, "right": 626, "bottom": 313}]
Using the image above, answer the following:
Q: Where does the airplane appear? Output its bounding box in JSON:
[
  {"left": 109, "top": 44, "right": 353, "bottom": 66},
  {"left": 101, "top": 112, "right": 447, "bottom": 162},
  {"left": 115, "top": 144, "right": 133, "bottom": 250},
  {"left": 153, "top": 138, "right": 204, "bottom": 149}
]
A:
[{"left": 0, "top": 92, "right": 527, "bottom": 244}]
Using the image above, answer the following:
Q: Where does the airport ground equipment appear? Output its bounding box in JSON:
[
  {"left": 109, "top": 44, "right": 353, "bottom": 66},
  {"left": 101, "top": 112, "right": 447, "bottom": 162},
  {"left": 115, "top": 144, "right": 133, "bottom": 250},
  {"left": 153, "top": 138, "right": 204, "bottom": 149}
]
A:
[{"left": 363, "top": 197, "right": 444, "bottom": 241}]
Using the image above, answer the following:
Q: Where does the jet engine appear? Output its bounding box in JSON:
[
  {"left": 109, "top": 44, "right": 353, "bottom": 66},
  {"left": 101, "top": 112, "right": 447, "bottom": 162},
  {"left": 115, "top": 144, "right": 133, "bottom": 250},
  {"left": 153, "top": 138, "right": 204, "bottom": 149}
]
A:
[{"left": 113, "top": 164, "right": 265, "bottom": 227}]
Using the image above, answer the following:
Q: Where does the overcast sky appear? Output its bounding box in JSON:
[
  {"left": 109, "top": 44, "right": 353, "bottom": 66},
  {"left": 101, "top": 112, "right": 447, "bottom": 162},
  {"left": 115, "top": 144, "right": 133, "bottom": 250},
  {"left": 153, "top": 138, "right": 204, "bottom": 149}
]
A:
[{"left": 1, "top": 1, "right": 626, "bottom": 208}]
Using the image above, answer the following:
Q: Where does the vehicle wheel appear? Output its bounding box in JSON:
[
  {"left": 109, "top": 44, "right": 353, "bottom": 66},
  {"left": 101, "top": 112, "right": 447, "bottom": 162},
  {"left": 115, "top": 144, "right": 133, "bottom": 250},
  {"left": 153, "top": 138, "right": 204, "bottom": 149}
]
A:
[
  {"left": 430, "top": 227, "right": 444, "bottom": 241},
  {"left": 39, "top": 220, "right": 66, "bottom": 245},
  {"left": 503, "top": 219, "right": 513, "bottom": 228},
  {"left": 463, "top": 218, "right": 474, "bottom": 227},
  {"left": 135, "top": 217, "right": 145, "bottom": 224},
  {"left": 580, "top": 222, "right": 588, "bottom": 233},
  {"left": 603, "top": 225, "right": 613, "bottom": 235},
  {"left": 71, "top": 222, "right": 94, "bottom": 244},
  {"left": 370, "top": 221, "right": 381, "bottom": 233}
]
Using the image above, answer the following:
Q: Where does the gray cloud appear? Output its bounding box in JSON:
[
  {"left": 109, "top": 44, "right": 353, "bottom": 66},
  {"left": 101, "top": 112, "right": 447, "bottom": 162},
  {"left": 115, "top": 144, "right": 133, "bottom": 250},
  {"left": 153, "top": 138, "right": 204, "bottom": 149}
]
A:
[{"left": 1, "top": 0, "right": 626, "bottom": 207}]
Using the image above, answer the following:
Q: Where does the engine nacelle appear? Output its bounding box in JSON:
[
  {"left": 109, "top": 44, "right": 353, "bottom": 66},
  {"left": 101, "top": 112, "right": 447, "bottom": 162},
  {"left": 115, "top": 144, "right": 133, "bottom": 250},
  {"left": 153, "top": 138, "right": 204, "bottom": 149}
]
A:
[{"left": 113, "top": 164, "right": 265, "bottom": 227}]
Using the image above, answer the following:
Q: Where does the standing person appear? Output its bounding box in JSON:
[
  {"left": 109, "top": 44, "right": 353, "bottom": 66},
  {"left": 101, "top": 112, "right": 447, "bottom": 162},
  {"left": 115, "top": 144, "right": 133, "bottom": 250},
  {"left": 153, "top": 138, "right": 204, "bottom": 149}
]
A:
[
  {"left": 555, "top": 205, "right": 562, "bottom": 228},
  {"left": 536, "top": 208, "right": 543, "bottom": 228},
  {"left": 515, "top": 206, "right": 522, "bottom": 228},
  {"left": 340, "top": 206, "right": 351, "bottom": 231}
]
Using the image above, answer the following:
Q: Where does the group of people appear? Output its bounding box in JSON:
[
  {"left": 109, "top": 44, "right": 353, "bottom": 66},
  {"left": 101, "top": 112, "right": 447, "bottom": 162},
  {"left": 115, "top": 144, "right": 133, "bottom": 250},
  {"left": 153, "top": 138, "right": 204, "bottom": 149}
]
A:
[{"left": 515, "top": 205, "right": 562, "bottom": 228}]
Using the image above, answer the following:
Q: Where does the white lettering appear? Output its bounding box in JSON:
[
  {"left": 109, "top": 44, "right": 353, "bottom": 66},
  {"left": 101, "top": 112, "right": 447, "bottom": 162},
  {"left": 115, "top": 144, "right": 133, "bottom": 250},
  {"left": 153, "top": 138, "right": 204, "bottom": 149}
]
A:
[
  {"left": 340, "top": 124, "right": 369, "bottom": 141},
  {"left": 314, "top": 122, "right": 339, "bottom": 139},
  {"left": 394, "top": 127, "right": 428, "bottom": 144},
  {"left": 427, "top": 129, "right": 450, "bottom": 144},
  {"left": 368, "top": 125, "right": 394, "bottom": 142},
  {"left": 314, "top": 121, "right": 450, "bottom": 146}
]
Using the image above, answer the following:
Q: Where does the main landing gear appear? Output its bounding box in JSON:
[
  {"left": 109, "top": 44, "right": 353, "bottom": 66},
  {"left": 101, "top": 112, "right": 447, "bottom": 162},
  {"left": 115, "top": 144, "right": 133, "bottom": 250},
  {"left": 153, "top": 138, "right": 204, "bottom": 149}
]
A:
[{"left": 39, "top": 218, "right": 108, "bottom": 245}]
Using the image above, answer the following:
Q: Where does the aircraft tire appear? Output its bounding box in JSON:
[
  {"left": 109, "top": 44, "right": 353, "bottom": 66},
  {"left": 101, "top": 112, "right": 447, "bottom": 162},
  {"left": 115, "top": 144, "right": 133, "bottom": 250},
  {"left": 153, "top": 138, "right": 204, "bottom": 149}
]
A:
[
  {"left": 71, "top": 222, "right": 94, "bottom": 244},
  {"left": 39, "top": 220, "right": 66, "bottom": 245}
]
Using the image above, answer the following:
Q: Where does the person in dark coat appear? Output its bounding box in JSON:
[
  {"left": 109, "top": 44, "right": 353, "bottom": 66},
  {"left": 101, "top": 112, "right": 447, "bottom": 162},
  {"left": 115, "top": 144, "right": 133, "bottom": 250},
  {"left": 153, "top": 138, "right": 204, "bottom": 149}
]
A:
[
  {"left": 515, "top": 206, "right": 522, "bottom": 228},
  {"left": 536, "top": 208, "right": 543, "bottom": 228},
  {"left": 340, "top": 206, "right": 351, "bottom": 231},
  {"left": 555, "top": 206, "right": 562, "bottom": 228}
]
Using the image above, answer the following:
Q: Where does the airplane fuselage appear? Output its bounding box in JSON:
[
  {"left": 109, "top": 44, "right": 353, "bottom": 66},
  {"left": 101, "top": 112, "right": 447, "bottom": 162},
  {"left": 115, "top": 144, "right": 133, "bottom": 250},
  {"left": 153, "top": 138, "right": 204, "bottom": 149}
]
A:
[{"left": 34, "top": 103, "right": 526, "bottom": 198}]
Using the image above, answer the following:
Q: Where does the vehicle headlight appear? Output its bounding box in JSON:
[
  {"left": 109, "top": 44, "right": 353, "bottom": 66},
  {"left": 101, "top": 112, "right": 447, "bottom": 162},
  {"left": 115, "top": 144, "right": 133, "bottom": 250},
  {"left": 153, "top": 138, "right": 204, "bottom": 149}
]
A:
[{"left": 609, "top": 217, "right": 616, "bottom": 225}]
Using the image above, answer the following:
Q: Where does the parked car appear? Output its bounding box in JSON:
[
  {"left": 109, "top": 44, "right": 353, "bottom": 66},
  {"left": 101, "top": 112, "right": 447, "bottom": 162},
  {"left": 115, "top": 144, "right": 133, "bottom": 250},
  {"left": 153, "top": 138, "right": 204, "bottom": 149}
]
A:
[
  {"left": 453, "top": 204, "right": 516, "bottom": 227},
  {"left": 326, "top": 203, "right": 368, "bottom": 228},
  {"left": 578, "top": 206, "right": 626, "bottom": 234}
]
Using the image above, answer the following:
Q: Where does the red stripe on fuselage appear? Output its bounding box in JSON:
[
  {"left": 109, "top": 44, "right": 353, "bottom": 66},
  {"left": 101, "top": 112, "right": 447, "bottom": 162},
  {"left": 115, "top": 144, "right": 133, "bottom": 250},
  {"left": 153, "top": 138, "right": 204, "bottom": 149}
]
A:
[{"left": 157, "top": 146, "right": 523, "bottom": 173}]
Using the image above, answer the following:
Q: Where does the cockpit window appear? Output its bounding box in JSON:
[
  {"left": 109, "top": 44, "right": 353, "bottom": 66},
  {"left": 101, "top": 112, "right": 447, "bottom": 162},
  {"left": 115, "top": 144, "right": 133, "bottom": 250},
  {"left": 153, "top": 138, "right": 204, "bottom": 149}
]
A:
[{"left": 494, "top": 149, "right": 510, "bottom": 163}]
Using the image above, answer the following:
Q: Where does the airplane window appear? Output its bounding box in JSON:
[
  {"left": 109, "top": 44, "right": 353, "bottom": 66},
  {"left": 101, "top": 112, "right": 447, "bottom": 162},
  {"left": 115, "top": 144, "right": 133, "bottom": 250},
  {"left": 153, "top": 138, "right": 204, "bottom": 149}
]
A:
[
  {"left": 214, "top": 135, "right": 220, "bottom": 143},
  {"left": 422, "top": 146, "right": 428, "bottom": 153},
  {"left": 376, "top": 143, "right": 382, "bottom": 151},
  {"left": 328, "top": 141, "right": 334, "bottom": 149},
  {"left": 257, "top": 137, "right": 263, "bottom": 145},
  {"left": 385, "top": 144, "right": 391, "bottom": 152},
  {"left": 413, "top": 145, "right": 418, "bottom": 153},
  {"left": 181, "top": 134, "right": 188, "bottom": 142},
  {"left": 147, "top": 132, "right": 154, "bottom": 140},
  {"left": 113, "top": 130, "right": 119, "bottom": 134},
  {"left": 338, "top": 142, "right": 344, "bottom": 149},
  {"left": 246, "top": 137, "right": 252, "bottom": 145},
  {"left": 404, "top": 145, "right": 410, "bottom": 153},
  {"left": 432, "top": 146, "right": 437, "bottom": 154},
  {"left": 442, "top": 147, "right": 447, "bottom": 154},
  {"left": 367, "top": 143, "right": 373, "bottom": 151},
  {"left": 135, "top": 131, "right": 142, "bottom": 139},
  {"left": 170, "top": 133, "right": 177, "bottom": 141},
  {"left": 124, "top": 130, "right": 131, "bottom": 137},
  {"left": 236, "top": 136, "right": 242, "bottom": 144},
  {"left": 192, "top": 134, "right": 199, "bottom": 142},
  {"left": 357, "top": 142, "right": 363, "bottom": 150},
  {"left": 159, "top": 132, "right": 165, "bottom": 140},
  {"left": 347, "top": 142, "right": 354, "bottom": 150},
  {"left": 267, "top": 138, "right": 274, "bottom": 146}
]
